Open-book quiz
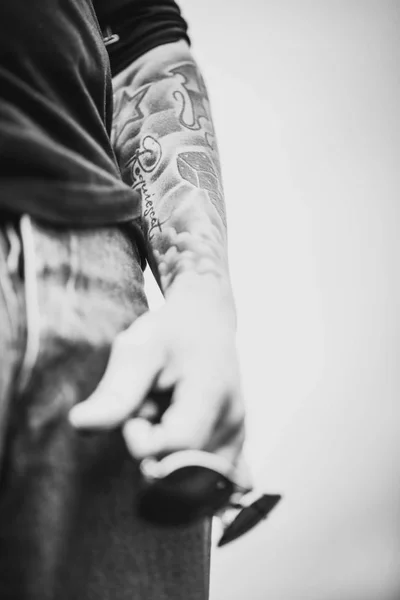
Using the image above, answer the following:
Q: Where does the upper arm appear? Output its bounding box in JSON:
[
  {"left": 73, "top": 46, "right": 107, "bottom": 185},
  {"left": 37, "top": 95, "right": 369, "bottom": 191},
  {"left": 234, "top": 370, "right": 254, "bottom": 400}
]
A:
[{"left": 93, "top": 0, "right": 191, "bottom": 76}]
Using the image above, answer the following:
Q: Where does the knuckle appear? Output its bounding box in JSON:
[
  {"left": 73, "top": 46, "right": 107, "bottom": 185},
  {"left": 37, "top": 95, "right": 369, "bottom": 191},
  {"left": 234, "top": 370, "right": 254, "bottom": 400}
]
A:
[
  {"left": 228, "top": 402, "right": 246, "bottom": 433},
  {"left": 115, "top": 317, "right": 161, "bottom": 356},
  {"left": 182, "top": 430, "right": 204, "bottom": 451},
  {"left": 98, "top": 389, "right": 130, "bottom": 419},
  {"left": 235, "top": 427, "right": 246, "bottom": 452},
  {"left": 112, "top": 330, "right": 132, "bottom": 354},
  {"left": 176, "top": 426, "right": 207, "bottom": 452}
]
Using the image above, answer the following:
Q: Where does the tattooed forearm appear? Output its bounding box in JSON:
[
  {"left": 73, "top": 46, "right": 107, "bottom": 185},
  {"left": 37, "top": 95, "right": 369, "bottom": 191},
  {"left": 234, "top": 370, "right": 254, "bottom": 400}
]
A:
[{"left": 112, "top": 43, "right": 229, "bottom": 291}]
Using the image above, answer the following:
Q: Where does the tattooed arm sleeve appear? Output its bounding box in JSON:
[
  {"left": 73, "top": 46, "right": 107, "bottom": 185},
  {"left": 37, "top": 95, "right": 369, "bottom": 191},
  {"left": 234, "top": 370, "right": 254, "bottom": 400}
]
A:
[{"left": 112, "top": 40, "right": 233, "bottom": 302}]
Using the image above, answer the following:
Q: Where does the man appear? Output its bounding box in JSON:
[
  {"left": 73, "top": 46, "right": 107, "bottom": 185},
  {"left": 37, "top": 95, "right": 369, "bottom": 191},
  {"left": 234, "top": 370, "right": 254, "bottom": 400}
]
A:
[{"left": 0, "top": 0, "right": 245, "bottom": 598}]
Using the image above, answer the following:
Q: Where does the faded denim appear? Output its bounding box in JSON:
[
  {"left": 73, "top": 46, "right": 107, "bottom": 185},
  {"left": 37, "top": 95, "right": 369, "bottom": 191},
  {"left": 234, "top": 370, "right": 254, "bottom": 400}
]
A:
[{"left": 0, "top": 215, "right": 210, "bottom": 600}]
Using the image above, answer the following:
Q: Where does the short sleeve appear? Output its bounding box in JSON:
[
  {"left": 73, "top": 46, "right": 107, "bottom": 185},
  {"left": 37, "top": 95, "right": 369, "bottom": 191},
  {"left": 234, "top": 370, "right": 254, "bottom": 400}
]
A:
[{"left": 93, "top": 0, "right": 191, "bottom": 76}]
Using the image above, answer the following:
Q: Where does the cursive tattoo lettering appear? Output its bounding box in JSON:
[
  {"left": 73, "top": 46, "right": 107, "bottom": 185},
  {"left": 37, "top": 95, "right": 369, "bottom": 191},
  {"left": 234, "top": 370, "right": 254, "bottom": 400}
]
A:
[{"left": 128, "top": 135, "right": 163, "bottom": 240}]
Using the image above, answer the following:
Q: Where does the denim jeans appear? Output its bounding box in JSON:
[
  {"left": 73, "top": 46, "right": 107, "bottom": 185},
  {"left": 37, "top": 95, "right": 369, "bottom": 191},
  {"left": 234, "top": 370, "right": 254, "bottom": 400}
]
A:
[{"left": 0, "top": 215, "right": 210, "bottom": 600}]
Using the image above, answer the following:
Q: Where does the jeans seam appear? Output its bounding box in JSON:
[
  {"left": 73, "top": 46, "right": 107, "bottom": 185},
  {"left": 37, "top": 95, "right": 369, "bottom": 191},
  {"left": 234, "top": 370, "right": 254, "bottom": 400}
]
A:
[
  {"left": 0, "top": 224, "right": 23, "bottom": 342},
  {"left": 16, "top": 215, "right": 41, "bottom": 395},
  {"left": 0, "top": 270, "right": 17, "bottom": 341}
]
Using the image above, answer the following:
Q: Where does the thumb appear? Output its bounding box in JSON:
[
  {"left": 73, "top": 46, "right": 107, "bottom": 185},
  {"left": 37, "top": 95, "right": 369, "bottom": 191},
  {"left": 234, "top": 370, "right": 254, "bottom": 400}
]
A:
[{"left": 69, "top": 313, "right": 165, "bottom": 429}]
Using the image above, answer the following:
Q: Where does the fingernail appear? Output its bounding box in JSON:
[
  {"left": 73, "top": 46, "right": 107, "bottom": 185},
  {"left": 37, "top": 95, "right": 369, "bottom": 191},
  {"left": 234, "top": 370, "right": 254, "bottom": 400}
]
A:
[
  {"left": 122, "top": 419, "right": 153, "bottom": 458},
  {"left": 68, "top": 408, "right": 83, "bottom": 428},
  {"left": 68, "top": 401, "right": 92, "bottom": 427}
]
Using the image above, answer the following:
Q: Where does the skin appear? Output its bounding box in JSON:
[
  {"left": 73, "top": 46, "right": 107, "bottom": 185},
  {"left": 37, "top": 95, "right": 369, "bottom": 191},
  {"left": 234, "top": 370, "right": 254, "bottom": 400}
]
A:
[{"left": 69, "top": 40, "right": 247, "bottom": 477}]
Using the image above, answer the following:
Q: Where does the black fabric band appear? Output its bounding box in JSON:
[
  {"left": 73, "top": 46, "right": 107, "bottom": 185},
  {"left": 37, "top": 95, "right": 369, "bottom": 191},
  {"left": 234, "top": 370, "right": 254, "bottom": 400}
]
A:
[{"left": 94, "top": 0, "right": 190, "bottom": 76}]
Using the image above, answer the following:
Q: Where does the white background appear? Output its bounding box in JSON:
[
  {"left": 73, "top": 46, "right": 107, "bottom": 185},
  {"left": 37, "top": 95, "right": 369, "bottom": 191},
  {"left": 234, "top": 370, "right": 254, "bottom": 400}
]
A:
[{"left": 145, "top": 2, "right": 400, "bottom": 598}]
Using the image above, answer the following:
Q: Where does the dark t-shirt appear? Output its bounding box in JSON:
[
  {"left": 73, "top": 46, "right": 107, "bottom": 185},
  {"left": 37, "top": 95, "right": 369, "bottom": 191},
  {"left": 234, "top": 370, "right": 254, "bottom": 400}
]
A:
[{"left": 0, "top": 0, "right": 189, "bottom": 224}]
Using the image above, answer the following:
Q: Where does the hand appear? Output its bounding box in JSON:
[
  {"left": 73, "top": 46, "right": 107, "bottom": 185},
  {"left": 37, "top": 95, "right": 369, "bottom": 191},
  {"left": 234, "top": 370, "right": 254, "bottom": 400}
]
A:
[{"left": 68, "top": 274, "right": 246, "bottom": 470}]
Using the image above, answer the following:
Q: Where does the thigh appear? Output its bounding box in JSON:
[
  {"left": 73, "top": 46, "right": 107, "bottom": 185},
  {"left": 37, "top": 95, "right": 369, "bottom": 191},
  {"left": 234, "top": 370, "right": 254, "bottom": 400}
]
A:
[{"left": 0, "top": 217, "right": 211, "bottom": 600}]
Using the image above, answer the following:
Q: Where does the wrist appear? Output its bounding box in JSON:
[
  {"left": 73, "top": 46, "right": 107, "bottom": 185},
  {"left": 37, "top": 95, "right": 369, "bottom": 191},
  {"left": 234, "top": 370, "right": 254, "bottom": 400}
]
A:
[{"left": 165, "top": 270, "right": 238, "bottom": 331}]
